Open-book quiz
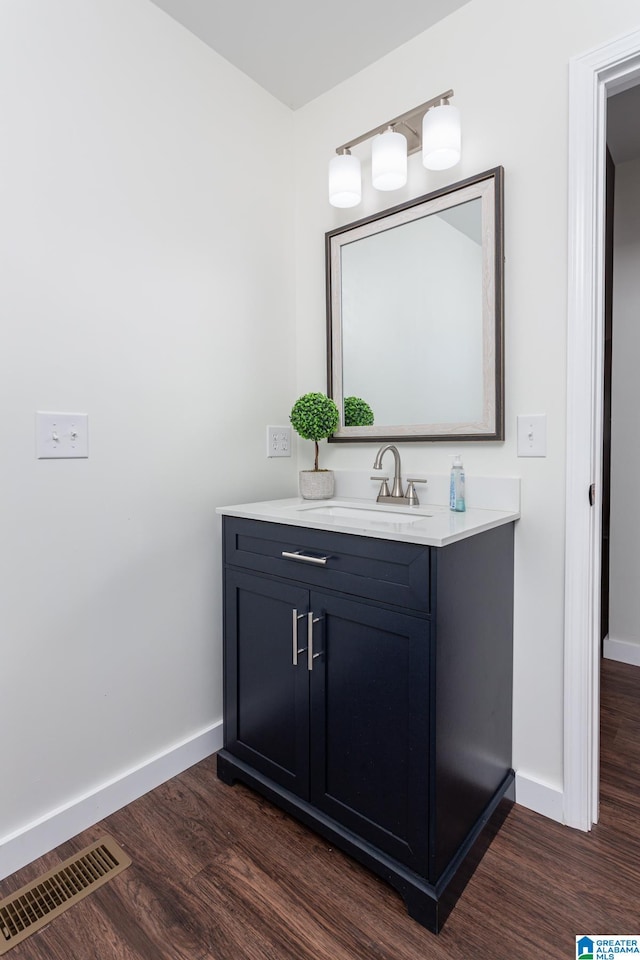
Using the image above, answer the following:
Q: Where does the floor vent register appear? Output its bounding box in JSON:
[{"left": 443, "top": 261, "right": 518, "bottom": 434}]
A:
[{"left": 0, "top": 836, "right": 131, "bottom": 955}]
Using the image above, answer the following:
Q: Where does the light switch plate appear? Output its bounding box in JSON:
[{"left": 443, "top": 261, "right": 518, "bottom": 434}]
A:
[
  {"left": 517, "top": 414, "right": 546, "bottom": 457},
  {"left": 37, "top": 412, "right": 89, "bottom": 459}
]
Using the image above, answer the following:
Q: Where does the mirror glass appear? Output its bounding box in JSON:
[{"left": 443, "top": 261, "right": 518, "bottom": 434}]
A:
[{"left": 326, "top": 168, "right": 504, "bottom": 441}]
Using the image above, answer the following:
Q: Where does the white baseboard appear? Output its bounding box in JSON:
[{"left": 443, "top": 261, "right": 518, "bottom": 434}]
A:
[
  {"left": 0, "top": 720, "right": 223, "bottom": 881},
  {"left": 1, "top": 732, "right": 568, "bottom": 883},
  {"left": 603, "top": 635, "right": 640, "bottom": 667},
  {"left": 515, "top": 771, "right": 564, "bottom": 824}
]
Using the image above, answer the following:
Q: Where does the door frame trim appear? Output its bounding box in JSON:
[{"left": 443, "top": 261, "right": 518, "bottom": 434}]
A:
[{"left": 564, "top": 27, "right": 640, "bottom": 830}]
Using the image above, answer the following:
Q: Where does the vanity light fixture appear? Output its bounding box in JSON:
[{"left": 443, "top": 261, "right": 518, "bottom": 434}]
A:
[
  {"left": 422, "top": 97, "right": 461, "bottom": 170},
  {"left": 328, "top": 89, "right": 460, "bottom": 208},
  {"left": 328, "top": 149, "right": 362, "bottom": 208},
  {"left": 371, "top": 126, "right": 407, "bottom": 191}
]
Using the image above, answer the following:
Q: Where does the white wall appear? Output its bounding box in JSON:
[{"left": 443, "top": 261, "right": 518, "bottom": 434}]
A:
[
  {"left": 608, "top": 157, "right": 640, "bottom": 664},
  {"left": 293, "top": 0, "right": 640, "bottom": 807},
  {"left": 0, "top": 0, "right": 298, "bottom": 873}
]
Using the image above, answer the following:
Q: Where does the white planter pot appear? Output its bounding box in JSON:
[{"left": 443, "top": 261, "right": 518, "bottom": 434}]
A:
[{"left": 299, "top": 469, "right": 334, "bottom": 500}]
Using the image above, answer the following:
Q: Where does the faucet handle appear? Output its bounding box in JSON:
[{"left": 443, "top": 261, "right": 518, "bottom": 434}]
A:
[
  {"left": 406, "top": 478, "right": 427, "bottom": 506},
  {"left": 370, "top": 475, "right": 391, "bottom": 499}
]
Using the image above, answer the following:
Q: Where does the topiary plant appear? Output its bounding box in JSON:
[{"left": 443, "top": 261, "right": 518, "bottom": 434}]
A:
[
  {"left": 344, "top": 396, "right": 374, "bottom": 427},
  {"left": 290, "top": 392, "right": 340, "bottom": 471}
]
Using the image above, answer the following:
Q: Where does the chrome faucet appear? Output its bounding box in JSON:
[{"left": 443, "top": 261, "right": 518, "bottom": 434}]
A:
[
  {"left": 371, "top": 444, "right": 427, "bottom": 506},
  {"left": 373, "top": 444, "right": 404, "bottom": 498}
]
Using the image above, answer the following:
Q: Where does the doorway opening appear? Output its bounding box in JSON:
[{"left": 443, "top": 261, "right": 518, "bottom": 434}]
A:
[
  {"left": 601, "top": 87, "right": 640, "bottom": 665},
  {"left": 564, "top": 28, "right": 640, "bottom": 831}
]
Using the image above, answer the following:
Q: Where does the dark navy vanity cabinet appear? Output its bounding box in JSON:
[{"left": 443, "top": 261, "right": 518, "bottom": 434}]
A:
[{"left": 217, "top": 515, "right": 515, "bottom": 932}]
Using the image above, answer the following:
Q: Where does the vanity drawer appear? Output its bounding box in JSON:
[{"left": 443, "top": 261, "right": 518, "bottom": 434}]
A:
[{"left": 223, "top": 517, "right": 430, "bottom": 614}]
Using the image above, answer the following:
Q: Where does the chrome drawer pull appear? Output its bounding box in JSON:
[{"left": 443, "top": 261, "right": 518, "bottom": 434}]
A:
[
  {"left": 292, "top": 609, "right": 305, "bottom": 665},
  {"left": 282, "top": 550, "right": 329, "bottom": 566}
]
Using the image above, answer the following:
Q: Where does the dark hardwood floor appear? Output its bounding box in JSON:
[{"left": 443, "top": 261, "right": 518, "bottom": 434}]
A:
[{"left": 3, "top": 657, "right": 640, "bottom": 960}]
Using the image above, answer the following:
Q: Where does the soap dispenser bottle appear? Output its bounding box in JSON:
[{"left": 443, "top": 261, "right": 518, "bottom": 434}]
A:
[{"left": 449, "top": 455, "right": 466, "bottom": 512}]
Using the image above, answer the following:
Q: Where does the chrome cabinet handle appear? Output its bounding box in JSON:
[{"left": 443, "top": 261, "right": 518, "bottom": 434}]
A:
[
  {"left": 307, "top": 612, "right": 324, "bottom": 671},
  {"left": 292, "top": 609, "right": 305, "bottom": 665},
  {"left": 282, "top": 550, "right": 329, "bottom": 566}
]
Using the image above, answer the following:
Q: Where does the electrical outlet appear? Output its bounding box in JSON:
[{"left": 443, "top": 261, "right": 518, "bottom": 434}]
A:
[{"left": 266, "top": 425, "right": 291, "bottom": 458}]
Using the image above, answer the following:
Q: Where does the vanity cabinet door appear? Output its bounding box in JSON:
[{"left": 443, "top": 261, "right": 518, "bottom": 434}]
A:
[
  {"left": 224, "top": 569, "right": 310, "bottom": 798},
  {"left": 308, "top": 591, "right": 431, "bottom": 872}
]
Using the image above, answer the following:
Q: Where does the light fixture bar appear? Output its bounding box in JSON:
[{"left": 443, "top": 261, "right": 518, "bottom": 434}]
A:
[{"left": 334, "top": 89, "right": 454, "bottom": 157}]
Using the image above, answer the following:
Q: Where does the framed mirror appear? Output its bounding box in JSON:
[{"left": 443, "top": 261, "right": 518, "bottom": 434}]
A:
[{"left": 326, "top": 167, "right": 504, "bottom": 442}]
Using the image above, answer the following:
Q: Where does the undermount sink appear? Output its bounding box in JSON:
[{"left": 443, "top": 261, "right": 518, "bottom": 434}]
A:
[{"left": 297, "top": 504, "right": 431, "bottom": 526}]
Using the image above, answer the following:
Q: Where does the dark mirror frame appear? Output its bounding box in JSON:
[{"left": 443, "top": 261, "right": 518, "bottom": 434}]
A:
[{"left": 326, "top": 167, "right": 504, "bottom": 442}]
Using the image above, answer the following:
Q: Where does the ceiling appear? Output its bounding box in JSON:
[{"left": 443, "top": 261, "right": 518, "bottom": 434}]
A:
[
  {"left": 147, "top": 1, "right": 640, "bottom": 160},
  {"left": 148, "top": 0, "right": 470, "bottom": 109}
]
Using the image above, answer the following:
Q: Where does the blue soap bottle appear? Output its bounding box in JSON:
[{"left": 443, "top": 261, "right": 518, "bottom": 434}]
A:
[{"left": 449, "top": 455, "right": 466, "bottom": 512}]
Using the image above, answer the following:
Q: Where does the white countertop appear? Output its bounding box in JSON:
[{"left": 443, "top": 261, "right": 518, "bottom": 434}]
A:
[{"left": 217, "top": 496, "right": 519, "bottom": 547}]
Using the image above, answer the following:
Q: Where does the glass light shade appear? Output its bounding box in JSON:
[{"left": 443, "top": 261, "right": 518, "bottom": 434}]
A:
[
  {"left": 371, "top": 129, "right": 407, "bottom": 191},
  {"left": 422, "top": 103, "right": 461, "bottom": 171},
  {"left": 329, "top": 153, "right": 361, "bottom": 208}
]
